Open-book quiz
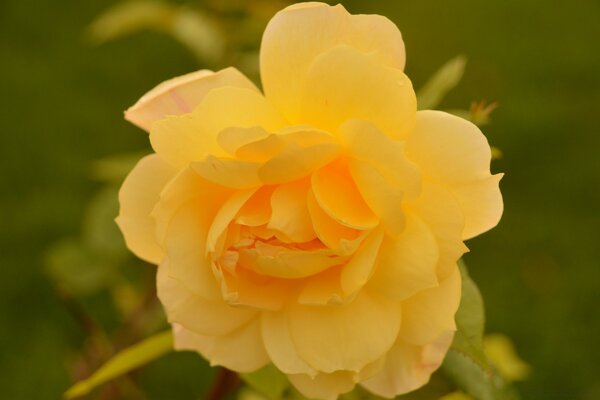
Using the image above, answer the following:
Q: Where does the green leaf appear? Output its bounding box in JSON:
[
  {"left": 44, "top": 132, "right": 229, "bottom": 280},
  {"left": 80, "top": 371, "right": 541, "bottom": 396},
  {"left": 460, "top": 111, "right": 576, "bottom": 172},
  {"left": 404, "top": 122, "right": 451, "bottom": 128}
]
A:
[
  {"left": 87, "top": 0, "right": 176, "bottom": 44},
  {"left": 417, "top": 55, "right": 467, "bottom": 110},
  {"left": 87, "top": 1, "right": 224, "bottom": 64},
  {"left": 64, "top": 331, "right": 174, "bottom": 399},
  {"left": 450, "top": 262, "right": 489, "bottom": 371},
  {"left": 442, "top": 263, "right": 518, "bottom": 400},
  {"left": 240, "top": 364, "right": 290, "bottom": 400}
]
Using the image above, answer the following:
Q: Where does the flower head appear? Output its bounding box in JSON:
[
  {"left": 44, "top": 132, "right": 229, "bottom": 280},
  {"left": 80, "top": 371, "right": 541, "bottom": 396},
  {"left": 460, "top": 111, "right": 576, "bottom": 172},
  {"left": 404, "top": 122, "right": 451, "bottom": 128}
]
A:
[{"left": 117, "top": 3, "right": 502, "bottom": 399}]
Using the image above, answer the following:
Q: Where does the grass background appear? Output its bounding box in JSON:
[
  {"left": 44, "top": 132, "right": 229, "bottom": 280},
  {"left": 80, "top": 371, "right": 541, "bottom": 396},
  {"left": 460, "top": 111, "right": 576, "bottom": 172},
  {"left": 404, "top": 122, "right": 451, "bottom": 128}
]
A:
[{"left": 1, "top": 0, "right": 599, "bottom": 398}]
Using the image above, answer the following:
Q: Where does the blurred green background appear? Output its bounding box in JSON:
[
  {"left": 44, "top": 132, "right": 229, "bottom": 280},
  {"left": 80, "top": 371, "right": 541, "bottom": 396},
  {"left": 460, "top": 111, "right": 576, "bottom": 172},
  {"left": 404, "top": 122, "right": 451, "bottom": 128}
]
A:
[{"left": 1, "top": 0, "right": 599, "bottom": 398}]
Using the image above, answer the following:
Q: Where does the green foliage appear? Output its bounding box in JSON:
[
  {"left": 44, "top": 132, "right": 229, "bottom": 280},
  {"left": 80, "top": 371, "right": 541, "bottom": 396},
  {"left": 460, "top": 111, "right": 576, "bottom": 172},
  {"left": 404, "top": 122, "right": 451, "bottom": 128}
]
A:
[
  {"left": 442, "top": 264, "right": 517, "bottom": 400},
  {"left": 87, "top": 0, "right": 224, "bottom": 63},
  {"left": 64, "top": 330, "right": 174, "bottom": 399},
  {"left": 416, "top": 55, "right": 467, "bottom": 110},
  {"left": 240, "top": 364, "right": 290, "bottom": 400}
]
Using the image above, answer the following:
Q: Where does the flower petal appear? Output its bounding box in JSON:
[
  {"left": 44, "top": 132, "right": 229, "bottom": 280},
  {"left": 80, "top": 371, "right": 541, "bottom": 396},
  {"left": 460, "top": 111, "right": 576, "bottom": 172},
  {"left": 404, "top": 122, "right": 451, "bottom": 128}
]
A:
[
  {"left": 300, "top": 45, "right": 416, "bottom": 138},
  {"left": 125, "top": 68, "right": 258, "bottom": 131},
  {"left": 206, "top": 189, "right": 256, "bottom": 254},
  {"left": 116, "top": 154, "right": 176, "bottom": 264},
  {"left": 288, "top": 291, "right": 401, "bottom": 373},
  {"left": 288, "top": 371, "right": 355, "bottom": 400},
  {"left": 157, "top": 260, "right": 256, "bottom": 336},
  {"left": 261, "top": 3, "right": 405, "bottom": 123},
  {"left": 307, "top": 189, "right": 360, "bottom": 249},
  {"left": 405, "top": 111, "right": 503, "bottom": 239},
  {"left": 312, "top": 160, "right": 379, "bottom": 230},
  {"left": 407, "top": 182, "right": 468, "bottom": 279},
  {"left": 268, "top": 179, "right": 316, "bottom": 242},
  {"left": 173, "top": 319, "right": 269, "bottom": 373},
  {"left": 400, "top": 268, "right": 461, "bottom": 346},
  {"left": 261, "top": 311, "right": 317, "bottom": 376},
  {"left": 192, "top": 156, "right": 262, "bottom": 189},
  {"left": 361, "top": 331, "right": 454, "bottom": 398},
  {"left": 150, "top": 87, "right": 286, "bottom": 167},
  {"left": 340, "top": 229, "right": 384, "bottom": 296},
  {"left": 368, "top": 216, "right": 439, "bottom": 301}
]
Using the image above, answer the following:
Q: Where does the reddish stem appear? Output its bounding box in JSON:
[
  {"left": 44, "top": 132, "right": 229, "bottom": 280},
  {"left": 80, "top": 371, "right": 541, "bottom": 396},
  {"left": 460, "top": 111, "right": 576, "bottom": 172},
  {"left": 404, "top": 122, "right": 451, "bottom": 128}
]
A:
[{"left": 206, "top": 368, "right": 240, "bottom": 400}]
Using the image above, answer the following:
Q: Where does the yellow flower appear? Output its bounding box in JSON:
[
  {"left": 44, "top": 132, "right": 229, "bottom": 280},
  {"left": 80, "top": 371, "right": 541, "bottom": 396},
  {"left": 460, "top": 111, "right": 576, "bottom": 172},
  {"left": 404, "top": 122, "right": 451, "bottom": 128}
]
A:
[{"left": 117, "top": 3, "right": 503, "bottom": 399}]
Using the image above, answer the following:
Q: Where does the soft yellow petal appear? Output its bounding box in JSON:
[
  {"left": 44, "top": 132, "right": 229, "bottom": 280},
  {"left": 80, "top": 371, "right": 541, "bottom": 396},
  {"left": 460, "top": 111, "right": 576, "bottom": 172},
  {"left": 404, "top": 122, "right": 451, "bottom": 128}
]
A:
[
  {"left": 306, "top": 189, "right": 360, "bottom": 249},
  {"left": 361, "top": 331, "right": 454, "bottom": 398},
  {"left": 150, "top": 87, "right": 286, "bottom": 167},
  {"left": 157, "top": 260, "right": 256, "bottom": 336},
  {"left": 192, "top": 156, "right": 262, "bottom": 189},
  {"left": 400, "top": 268, "right": 461, "bottom": 346},
  {"left": 312, "top": 160, "right": 379, "bottom": 230},
  {"left": 206, "top": 189, "right": 256, "bottom": 254},
  {"left": 258, "top": 143, "right": 340, "bottom": 184},
  {"left": 451, "top": 174, "right": 504, "bottom": 239},
  {"left": 407, "top": 182, "right": 468, "bottom": 279},
  {"left": 347, "top": 159, "right": 405, "bottom": 236},
  {"left": 239, "top": 245, "right": 341, "bottom": 279},
  {"left": 116, "top": 154, "right": 176, "bottom": 264},
  {"left": 218, "top": 126, "right": 270, "bottom": 155},
  {"left": 163, "top": 200, "right": 222, "bottom": 300},
  {"left": 261, "top": 3, "right": 405, "bottom": 123},
  {"left": 261, "top": 311, "right": 317, "bottom": 376},
  {"left": 288, "top": 291, "right": 401, "bottom": 373},
  {"left": 340, "top": 229, "right": 384, "bottom": 295},
  {"left": 268, "top": 180, "right": 316, "bottom": 242},
  {"left": 340, "top": 119, "right": 421, "bottom": 199},
  {"left": 288, "top": 371, "right": 355, "bottom": 400},
  {"left": 152, "top": 167, "right": 230, "bottom": 245},
  {"left": 368, "top": 216, "right": 439, "bottom": 301},
  {"left": 173, "top": 318, "right": 269, "bottom": 373},
  {"left": 236, "top": 186, "right": 274, "bottom": 227},
  {"left": 125, "top": 67, "right": 258, "bottom": 131},
  {"left": 406, "top": 111, "right": 503, "bottom": 238},
  {"left": 216, "top": 267, "right": 291, "bottom": 311},
  {"left": 300, "top": 45, "right": 416, "bottom": 138}
]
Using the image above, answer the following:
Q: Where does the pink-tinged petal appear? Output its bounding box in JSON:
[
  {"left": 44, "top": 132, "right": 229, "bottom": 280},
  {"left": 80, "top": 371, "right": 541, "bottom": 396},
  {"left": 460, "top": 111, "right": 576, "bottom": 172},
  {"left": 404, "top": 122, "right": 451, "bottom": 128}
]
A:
[
  {"left": 173, "top": 319, "right": 269, "bottom": 373},
  {"left": 125, "top": 67, "right": 259, "bottom": 132},
  {"left": 116, "top": 154, "right": 176, "bottom": 264},
  {"left": 261, "top": 3, "right": 405, "bottom": 123},
  {"left": 150, "top": 87, "right": 286, "bottom": 168},
  {"left": 361, "top": 331, "right": 454, "bottom": 398},
  {"left": 400, "top": 268, "right": 461, "bottom": 346},
  {"left": 405, "top": 111, "right": 503, "bottom": 239}
]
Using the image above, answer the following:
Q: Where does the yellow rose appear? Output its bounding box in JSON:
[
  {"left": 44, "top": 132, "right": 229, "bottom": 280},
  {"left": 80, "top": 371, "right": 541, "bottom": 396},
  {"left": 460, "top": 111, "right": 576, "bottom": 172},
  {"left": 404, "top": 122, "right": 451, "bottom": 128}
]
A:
[{"left": 117, "top": 3, "right": 503, "bottom": 399}]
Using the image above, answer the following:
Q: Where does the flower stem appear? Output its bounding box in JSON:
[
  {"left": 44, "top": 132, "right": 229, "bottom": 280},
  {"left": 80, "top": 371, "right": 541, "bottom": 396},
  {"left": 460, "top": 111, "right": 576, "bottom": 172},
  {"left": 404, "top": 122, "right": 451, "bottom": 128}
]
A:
[{"left": 206, "top": 368, "right": 240, "bottom": 400}]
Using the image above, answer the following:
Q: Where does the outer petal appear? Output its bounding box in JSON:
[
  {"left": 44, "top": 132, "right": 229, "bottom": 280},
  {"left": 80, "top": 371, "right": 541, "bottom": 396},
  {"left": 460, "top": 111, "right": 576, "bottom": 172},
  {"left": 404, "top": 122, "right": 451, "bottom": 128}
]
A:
[
  {"left": 407, "top": 182, "right": 468, "bottom": 279},
  {"left": 157, "top": 260, "right": 256, "bottom": 336},
  {"left": 173, "top": 319, "right": 269, "bottom": 373},
  {"left": 116, "top": 154, "right": 176, "bottom": 264},
  {"left": 300, "top": 45, "right": 416, "bottom": 138},
  {"left": 288, "top": 371, "right": 355, "bottom": 400},
  {"left": 261, "top": 311, "right": 317, "bottom": 376},
  {"left": 150, "top": 87, "right": 286, "bottom": 168},
  {"left": 125, "top": 68, "right": 258, "bottom": 131},
  {"left": 400, "top": 268, "right": 461, "bottom": 346},
  {"left": 288, "top": 291, "right": 401, "bottom": 373},
  {"left": 406, "top": 111, "right": 503, "bottom": 239},
  {"left": 367, "top": 216, "right": 439, "bottom": 301},
  {"left": 361, "top": 331, "right": 454, "bottom": 398},
  {"left": 260, "top": 3, "right": 405, "bottom": 123}
]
